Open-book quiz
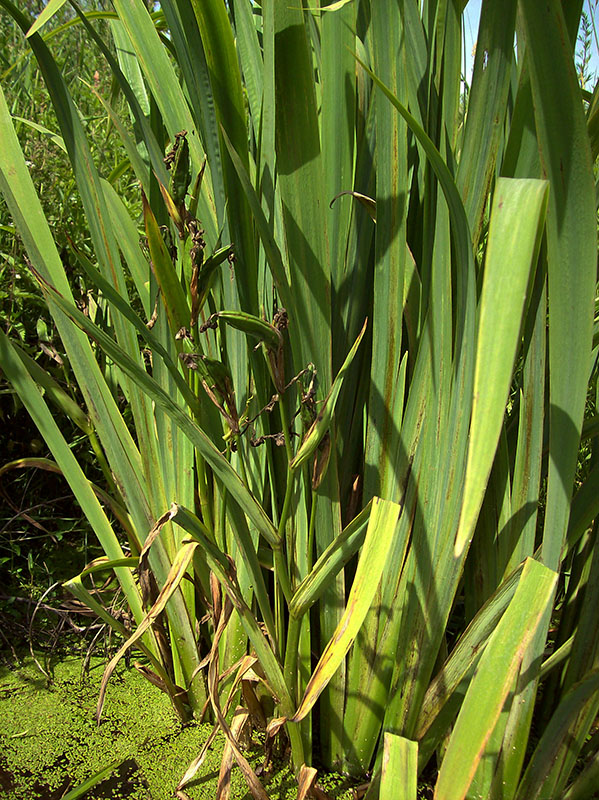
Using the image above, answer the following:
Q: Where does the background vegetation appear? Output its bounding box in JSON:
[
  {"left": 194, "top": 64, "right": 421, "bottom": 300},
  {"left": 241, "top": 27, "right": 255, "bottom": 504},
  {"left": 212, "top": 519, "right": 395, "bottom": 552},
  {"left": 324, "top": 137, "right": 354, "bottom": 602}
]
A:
[{"left": 1, "top": 1, "right": 599, "bottom": 799}]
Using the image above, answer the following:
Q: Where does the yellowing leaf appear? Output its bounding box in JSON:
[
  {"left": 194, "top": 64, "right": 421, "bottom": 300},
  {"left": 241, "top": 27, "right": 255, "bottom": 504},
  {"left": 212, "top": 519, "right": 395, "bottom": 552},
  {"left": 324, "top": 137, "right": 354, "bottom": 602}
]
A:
[{"left": 292, "top": 497, "right": 402, "bottom": 722}]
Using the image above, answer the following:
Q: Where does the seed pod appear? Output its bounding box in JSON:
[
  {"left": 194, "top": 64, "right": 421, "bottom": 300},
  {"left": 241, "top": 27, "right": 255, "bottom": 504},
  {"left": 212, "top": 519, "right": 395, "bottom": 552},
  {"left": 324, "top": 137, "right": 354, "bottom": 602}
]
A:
[
  {"left": 216, "top": 311, "right": 283, "bottom": 352},
  {"left": 199, "top": 355, "right": 233, "bottom": 397},
  {"left": 195, "top": 245, "right": 234, "bottom": 315},
  {"left": 187, "top": 158, "right": 206, "bottom": 220},
  {"left": 290, "top": 319, "right": 367, "bottom": 471},
  {"left": 168, "top": 132, "right": 191, "bottom": 208}
]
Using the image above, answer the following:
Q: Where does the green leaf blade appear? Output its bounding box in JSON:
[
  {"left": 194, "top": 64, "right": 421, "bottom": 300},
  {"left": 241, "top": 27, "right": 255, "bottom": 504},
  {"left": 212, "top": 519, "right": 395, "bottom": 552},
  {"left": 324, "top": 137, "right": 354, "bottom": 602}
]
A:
[{"left": 455, "top": 177, "right": 549, "bottom": 556}]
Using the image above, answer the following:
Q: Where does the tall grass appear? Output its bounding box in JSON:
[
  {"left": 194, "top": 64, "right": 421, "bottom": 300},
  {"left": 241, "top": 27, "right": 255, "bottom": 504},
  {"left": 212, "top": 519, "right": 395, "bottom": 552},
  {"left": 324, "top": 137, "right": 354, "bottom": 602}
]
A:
[{"left": 1, "top": 1, "right": 598, "bottom": 797}]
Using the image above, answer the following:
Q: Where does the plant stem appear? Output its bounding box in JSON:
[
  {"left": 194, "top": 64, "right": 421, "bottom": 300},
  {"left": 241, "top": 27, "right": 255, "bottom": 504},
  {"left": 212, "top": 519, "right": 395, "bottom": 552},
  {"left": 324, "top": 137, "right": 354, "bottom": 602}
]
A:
[{"left": 271, "top": 391, "right": 297, "bottom": 648}]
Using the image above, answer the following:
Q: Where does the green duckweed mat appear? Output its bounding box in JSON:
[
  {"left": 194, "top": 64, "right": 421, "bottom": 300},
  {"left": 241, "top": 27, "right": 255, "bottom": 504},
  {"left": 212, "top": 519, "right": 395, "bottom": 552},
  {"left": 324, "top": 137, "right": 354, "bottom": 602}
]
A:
[{"left": 0, "top": 653, "right": 356, "bottom": 799}]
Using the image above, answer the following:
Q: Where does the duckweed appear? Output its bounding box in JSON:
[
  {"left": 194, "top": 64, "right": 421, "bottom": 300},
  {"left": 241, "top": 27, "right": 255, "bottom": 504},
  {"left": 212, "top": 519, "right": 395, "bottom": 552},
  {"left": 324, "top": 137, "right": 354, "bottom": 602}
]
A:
[{"left": 0, "top": 654, "right": 355, "bottom": 799}]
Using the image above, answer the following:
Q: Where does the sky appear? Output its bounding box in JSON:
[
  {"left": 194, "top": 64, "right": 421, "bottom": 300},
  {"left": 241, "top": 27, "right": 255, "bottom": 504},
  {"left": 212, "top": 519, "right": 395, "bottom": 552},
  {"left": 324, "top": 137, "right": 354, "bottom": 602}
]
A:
[{"left": 462, "top": 0, "right": 599, "bottom": 88}]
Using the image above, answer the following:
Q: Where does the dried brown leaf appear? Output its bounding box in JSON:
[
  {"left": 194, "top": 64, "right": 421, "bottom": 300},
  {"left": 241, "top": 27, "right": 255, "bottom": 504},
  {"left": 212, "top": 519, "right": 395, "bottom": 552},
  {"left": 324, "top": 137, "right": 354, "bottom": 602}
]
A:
[
  {"left": 242, "top": 679, "right": 267, "bottom": 729},
  {"left": 96, "top": 512, "right": 197, "bottom": 723},
  {"left": 216, "top": 706, "right": 250, "bottom": 800},
  {"left": 266, "top": 716, "right": 287, "bottom": 738},
  {"left": 297, "top": 764, "right": 317, "bottom": 800},
  {"left": 207, "top": 593, "right": 269, "bottom": 800}
]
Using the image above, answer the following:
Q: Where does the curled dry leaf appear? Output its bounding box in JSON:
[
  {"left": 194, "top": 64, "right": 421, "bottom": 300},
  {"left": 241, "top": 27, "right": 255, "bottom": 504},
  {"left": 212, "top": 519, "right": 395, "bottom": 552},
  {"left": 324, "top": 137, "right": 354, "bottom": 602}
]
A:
[
  {"left": 177, "top": 727, "right": 219, "bottom": 791},
  {"left": 266, "top": 716, "right": 287, "bottom": 738},
  {"left": 329, "top": 190, "right": 376, "bottom": 222},
  {"left": 211, "top": 570, "right": 223, "bottom": 626},
  {"left": 223, "top": 655, "right": 259, "bottom": 715},
  {"left": 242, "top": 679, "right": 268, "bottom": 729},
  {"left": 138, "top": 507, "right": 174, "bottom": 602},
  {"left": 297, "top": 764, "right": 318, "bottom": 800},
  {"left": 207, "top": 591, "right": 269, "bottom": 800},
  {"left": 96, "top": 508, "right": 197, "bottom": 723},
  {"left": 133, "top": 663, "right": 174, "bottom": 695},
  {"left": 216, "top": 706, "right": 251, "bottom": 800}
]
